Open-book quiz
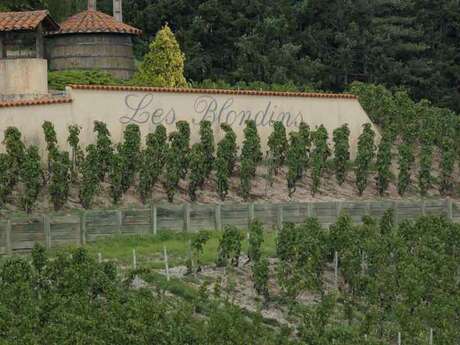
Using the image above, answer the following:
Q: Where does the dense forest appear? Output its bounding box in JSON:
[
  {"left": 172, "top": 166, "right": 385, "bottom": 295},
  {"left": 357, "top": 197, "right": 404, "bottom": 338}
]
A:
[{"left": 2, "top": 0, "right": 459, "bottom": 113}]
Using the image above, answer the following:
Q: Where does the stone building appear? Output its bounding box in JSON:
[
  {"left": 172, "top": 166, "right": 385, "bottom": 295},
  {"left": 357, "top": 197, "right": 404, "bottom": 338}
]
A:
[{"left": 46, "top": 0, "right": 142, "bottom": 80}]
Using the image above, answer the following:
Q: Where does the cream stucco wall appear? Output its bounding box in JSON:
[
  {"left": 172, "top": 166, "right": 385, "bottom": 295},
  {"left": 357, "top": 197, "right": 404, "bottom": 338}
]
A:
[
  {"left": 0, "top": 86, "right": 378, "bottom": 158},
  {"left": 0, "top": 59, "right": 48, "bottom": 96}
]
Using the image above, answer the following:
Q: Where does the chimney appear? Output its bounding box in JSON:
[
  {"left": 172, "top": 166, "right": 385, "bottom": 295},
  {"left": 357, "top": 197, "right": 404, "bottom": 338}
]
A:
[
  {"left": 113, "top": 0, "right": 123, "bottom": 22},
  {"left": 88, "top": 0, "right": 96, "bottom": 11}
]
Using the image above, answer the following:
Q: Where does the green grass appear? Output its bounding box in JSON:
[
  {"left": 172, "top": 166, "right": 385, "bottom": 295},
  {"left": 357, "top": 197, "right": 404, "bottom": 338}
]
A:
[{"left": 52, "top": 229, "right": 278, "bottom": 269}]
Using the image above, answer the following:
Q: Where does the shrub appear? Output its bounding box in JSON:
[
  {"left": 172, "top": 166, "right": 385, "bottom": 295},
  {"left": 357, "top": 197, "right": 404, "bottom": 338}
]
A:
[
  {"left": 217, "top": 225, "right": 242, "bottom": 267},
  {"left": 310, "top": 125, "right": 330, "bottom": 195},
  {"left": 188, "top": 143, "right": 206, "bottom": 201},
  {"left": 332, "top": 124, "right": 350, "bottom": 185},
  {"left": 355, "top": 123, "right": 376, "bottom": 195},
  {"left": 286, "top": 132, "right": 305, "bottom": 197},
  {"left": 79, "top": 144, "right": 99, "bottom": 209},
  {"left": 188, "top": 230, "right": 210, "bottom": 273},
  {"left": 252, "top": 257, "right": 269, "bottom": 300},
  {"left": 418, "top": 143, "right": 433, "bottom": 197},
  {"left": 439, "top": 137, "right": 455, "bottom": 196},
  {"left": 397, "top": 143, "right": 414, "bottom": 196},
  {"left": 48, "top": 70, "right": 120, "bottom": 90},
  {"left": 120, "top": 124, "right": 141, "bottom": 192},
  {"left": 42, "top": 121, "right": 58, "bottom": 174},
  {"left": 248, "top": 219, "right": 264, "bottom": 262},
  {"left": 3, "top": 127, "right": 25, "bottom": 190},
  {"left": 241, "top": 120, "right": 263, "bottom": 176},
  {"left": 240, "top": 158, "right": 253, "bottom": 200},
  {"left": 0, "top": 154, "right": 12, "bottom": 204},
  {"left": 220, "top": 124, "right": 238, "bottom": 175},
  {"left": 267, "top": 121, "right": 288, "bottom": 174},
  {"left": 164, "top": 133, "right": 181, "bottom": 202},
  {"left": 49, "top": 151, "right": 71, "bottom": 211},
  {"left": 215, "top": 124, "right": 237, "bottom": 200},
  {"left": 67, "top": 124, "right": 82, "bottom": 181},
  {"left": 109, "top": 148, "right": 124, "bottom": 204},
  {"left": 375, "top": 132, "right": 392, "bottom": 196},
  {"left": 175, "top": 121, "right": 191, "bottom": 179},
  {"left": 199, "top": 120, "right": 215, "bottom": 179},
  {"left": 94, "top": 121, "right": 113, "bottom": 181},
  {"left": 299, "top": 122, "right": 311, "bottom": 172},
  {"left": 20, "top": 146, "right": 42, "bottom": 213}
]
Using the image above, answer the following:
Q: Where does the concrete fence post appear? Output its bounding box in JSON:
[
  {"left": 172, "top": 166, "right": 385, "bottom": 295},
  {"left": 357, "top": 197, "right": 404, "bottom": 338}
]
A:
[
  {"left": 277, "top": 204, "right": 284, "bottom": 230},
  {"left": 248, "top": 202, "right": 255, "bottom": 225},
  {"left": 6, "top": 219, "right": 12, "bottom": 255},
  {"left": 422, "top": 199, "right": 426, "bottom": 216},
  {"left": 151, "top": 204, "right": 157, "bottom": 235},
  {"left": 215, "top": 204, "right": 222, "bottom": 231},
  {"left": 447, "top": 198, "right": 453, "bottom": 220},
  {"left": 116, "top": 210, "right": 123, "bottom": 235},
  {"left": 43, "top": 215, "right": 51, "bottom": 249},
  {"left": 336, "top": 201, "right": 343, "bottom": 218},
  {"left": 307, "top": 202, "right": 313, "bottom": 218},
  {"left": 393, "top": 201, "right": 399, "bottom": 224},
  {"left": 183, "top": 203, "right": 191, "bottom": 232},
  {"left": 80, "top": 211, "right": 87, "bottom": 246}
]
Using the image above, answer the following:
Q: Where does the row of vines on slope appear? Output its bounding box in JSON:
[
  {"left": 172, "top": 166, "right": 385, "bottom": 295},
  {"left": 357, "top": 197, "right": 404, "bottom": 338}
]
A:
[{"left": 0, "top": 117, "right": 459, "bottom": 212}]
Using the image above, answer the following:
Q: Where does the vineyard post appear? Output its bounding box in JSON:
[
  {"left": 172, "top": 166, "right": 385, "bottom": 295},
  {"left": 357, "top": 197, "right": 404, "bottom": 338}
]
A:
[
  {"left": 116, "top": 210, "right": 123, "bottom": 235},
  {"left": 215, "top": 204, "right": 222, "bottom": 231},
  {"left": 429, "top": 328, "right": 433, "bottom": 345},
  {"left": 397, "top": 332, "right": 401, "bottom": 345},
  {"left": 183, "top": 203, "right": 191, "bottom": 232},
  {"left": 151, "top": 204, "right": 157, "bottom": 235},
  {"left": 277, "top": 204, "right": 284, "bottom": 231},
  {"left": 307, "top": 202, "right": 313, "bottom": 218},
  {"left": 164, "top": 246, "right": 170, "bottom": 281},
  {"left": 393, "top": 201, "right": 400, "bottom": 224},
  {"left": 447, "top": 197, "right": 453, "bottom": 220},
  {"left": 5, "top": 219, "right": 12, "bottom": 255},
  {"left": 366, "top": 201, "right": 371, "bottom": 216},
  {"left": 422, "top": 199, "right": 426, "bottom": 216},
  {"left": 43, "top": 215, "right": 51, "bottom": 249},
  {"left": 336, "top": 201, "right": 343, "bottom": 217},
  {"left": 334, "top": 251, "right": 338, "bottom": 290},
  {"left": 248, "top": 202, "right": 255, "bottom": 224},
  {"left": 98, "top": 252, "right": 102, "bottom": 264},
  {"left": 132, "top": 249, "right": 137, "bottom": 270},
  {"left": 80, "top": 211, "right": 87, "bottom": 246}
]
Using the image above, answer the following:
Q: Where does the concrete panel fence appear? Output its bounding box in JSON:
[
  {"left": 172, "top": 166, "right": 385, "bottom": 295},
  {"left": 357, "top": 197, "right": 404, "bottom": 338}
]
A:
[{"left": 0, "top": 199, "right": 458, "bottom": 255}]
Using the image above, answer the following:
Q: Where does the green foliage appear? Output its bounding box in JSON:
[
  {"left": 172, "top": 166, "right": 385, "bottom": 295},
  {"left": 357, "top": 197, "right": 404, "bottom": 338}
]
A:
[
  {"left": 439, "top": 137, "right": 455, "bottom": 196},
  {"left": 188, "top": 143, "right": 206, "bottom": 201},
  {"left": 267, "top": 121, "right": 288, "bottom": 174},
  {"left": 109, "top": 149, "right": 124, "bottom": 205},
  {"left": 0, "top": 154, "right": 12, "bottom": 204},
  {"left": 240, "top": 158, "right": 253, "bottom": 200},
  {"left": 48, "top": 69, "right": 120, "bottom": 90},
  {"left": 199, "top": 120, "right": 215, "bottom": 179},
  {"left": 298, "top": 122, "right": 311, "bottom": 169},
  {"left": 355, "top": 123, "right": 376, "bottom": 196},
  {"left": 79, "top": 144, "right": 99, "bottom": 209},
  {"left": 375, "top": 132, "right": 393, "bottom": 196},
  {"left": 138, "top": 125, "right": 167, "bottom": 203},
  {"left": 189, "top": 230, "right": 210, "bottom": 273},
  {"left": 241, "top": 120, "right": 263, "bottom": 175},
  {"left": 42, "top": 121, "right": 58, "bottom": 173},
  {"left": 120, "top": 124, "right": 141, "bottom": 193},
  {"left": 310, "top": 125, "right": 330, "bottom": 195},
  {"left": 49, "top": 151, "right": 71, "bottom": 211},
  {"left": 217, "top": 225, "right": 242, "bottom": 267},
  {"left": 248, "top": 219, "right": 264, "bottom": 262},
  {"left": 164, "top": 132, "right": 181, "bottom": 202},
  {"left": 215, "top": 124, "right": 237, "bottom": 201},
  {"left": 67, "top": 124, "right": 82, "bottom": 181},
  {"left": 333, "top": 124, "right": 351, "bottom": 185},
  {"left": 19, "top": 146, "right": 42, "bottom": 213},
  {"left": 397, "top": 143, "right": 414, "bottom": 196},
  {"left": 418, "top": 143, "right": 433, "bottom": 197},
  {"left": 175, "top": 121, "right": 191, "bottom": 179},
  {"left": 277, "top": 218, "right": 327, "bottom": 299},
  {"left": 2, "top": 127, "right": 25, "bottom": 198},
  {"left": 286, "top": 132, "right": 305, "bottom": 197},
  {"left": 252, "top": 256, "right": 269, "bottom": 300},
  {"left": 94, "top": 121, "right": 113, "bottom": 182},
  {"left": 133, "top": 24, "right": 187, "bottom": 87}
]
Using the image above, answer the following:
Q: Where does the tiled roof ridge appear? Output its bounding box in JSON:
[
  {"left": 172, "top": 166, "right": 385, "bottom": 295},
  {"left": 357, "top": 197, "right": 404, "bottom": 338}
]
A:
[
  {"left": 47, "top": 9, "right": 142, "bottom": 36},
  {"left": 0, "top": 9, "right": 58, "bottom": 32},
  {"left": 0, "top": 97, "right": 72, "bottom": 108},
  {"left": 69, "top": 84, "right": 358, "bottom": 99}
]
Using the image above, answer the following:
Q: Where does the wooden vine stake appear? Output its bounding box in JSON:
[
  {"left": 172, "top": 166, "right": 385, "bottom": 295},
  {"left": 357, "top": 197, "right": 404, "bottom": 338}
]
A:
[
  {"left": 397, "top": 332, "right": 401, "bottom": 345},
  {"left": 334, "top": 251, "right": 338, "bottom": 289},
  {"left": 132, "top": 249, "right": 137, "bottom": 270},
  {"left": 429, "top": 328, "right": 433, "bottom": 345},
  {"left": 164, "top": 246, "right": 170, "bottom": 281}
]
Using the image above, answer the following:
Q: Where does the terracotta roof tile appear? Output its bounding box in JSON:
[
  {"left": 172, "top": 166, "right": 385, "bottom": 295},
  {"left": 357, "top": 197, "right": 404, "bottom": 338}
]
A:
[
  {"left": 69, "top": 84, "right": 357, "bottom": 99},
  {"left": 47, "top": 10, "right": 142, "bottom": 36},
  {"left": 0, "top": 10, "right": 59, "bottom": 32},
  {"left": 0, "top": 97, "right": 72, "bottom": 108}
]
